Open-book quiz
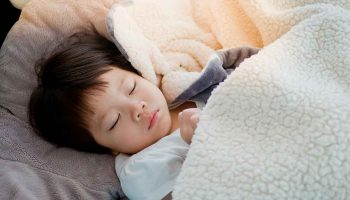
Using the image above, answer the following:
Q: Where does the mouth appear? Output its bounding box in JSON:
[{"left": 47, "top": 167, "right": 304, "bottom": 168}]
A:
[{"left": 148, "top": 109, "right": 159, "bottom": 130}]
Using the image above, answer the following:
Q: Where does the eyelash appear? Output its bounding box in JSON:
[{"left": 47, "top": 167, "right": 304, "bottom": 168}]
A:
[
  {"left": 110, "top": 81, "right": 136, "bottom": 131},
  {"left": 129, "top": 81, "right": 136, "bottom": 95},
  {"left": 110, "top": 114, "right": 120, "bottom": 130}
]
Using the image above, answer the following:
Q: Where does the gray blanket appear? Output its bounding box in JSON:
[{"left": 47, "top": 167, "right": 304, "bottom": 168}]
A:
[{"left": 169, "top": 47, "right": 260, "bottom": 109}]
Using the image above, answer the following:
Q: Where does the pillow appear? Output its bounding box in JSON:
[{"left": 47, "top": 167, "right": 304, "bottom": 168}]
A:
[
  {"left": 0, "top": 107, "right": 123, "bottom": 199},
  {"left": 0, "top": 0, "right": 124, "bottom": 198}
]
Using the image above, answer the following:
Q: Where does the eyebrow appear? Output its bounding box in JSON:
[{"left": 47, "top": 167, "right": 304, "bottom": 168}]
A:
[{"left": 97, "top": 76, "right": 127, "bottom": 131}]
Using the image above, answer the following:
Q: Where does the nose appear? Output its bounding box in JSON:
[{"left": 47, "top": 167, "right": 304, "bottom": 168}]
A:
[{"left": 130, "top": 100, "right": 148, "bottom": 121}]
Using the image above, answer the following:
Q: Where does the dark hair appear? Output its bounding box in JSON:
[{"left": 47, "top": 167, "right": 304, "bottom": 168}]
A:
[{"left": 28, "top": 33, "right": 139, "bottom": 153}]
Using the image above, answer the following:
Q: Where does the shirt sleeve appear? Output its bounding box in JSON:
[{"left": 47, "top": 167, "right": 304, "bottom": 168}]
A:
[{"left": 115, "top": 130, "right": 189, "bottom": 200}]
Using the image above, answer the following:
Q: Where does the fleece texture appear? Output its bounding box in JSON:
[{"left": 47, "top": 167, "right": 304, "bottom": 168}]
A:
[
  {"left": 107, "top": 0, "right": 350, "bottom": 199},
  {"left": 173, "top": 1, "right": 350, "bottom": 200},
  {"left": 107, "top": 0, "right": 263, "bottom": 103}
]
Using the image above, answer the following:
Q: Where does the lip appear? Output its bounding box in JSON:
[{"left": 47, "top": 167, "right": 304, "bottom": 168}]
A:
[{"left": 148, "top": 109, "right": 159, "bottom": 130}]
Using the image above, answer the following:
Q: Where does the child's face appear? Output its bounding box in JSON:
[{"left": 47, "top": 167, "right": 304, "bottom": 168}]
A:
[{"left": 86, "top": 67, "right": 172, "bottom": 154}]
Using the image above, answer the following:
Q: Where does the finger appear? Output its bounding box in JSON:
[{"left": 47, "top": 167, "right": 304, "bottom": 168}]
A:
[
  {"left": 180, "top": 121, "right": 194, "bottom": 144},
  {"left": 178, "top": 111, "right": 183, "bottom": 120},
  {"left": 190, "top": 113, "right": 200, "bottom": 124},
  {"left": 189, "top": 115, "right": 200, "bottom": 130},
  {"left": 182, "top": 108, "right": 201, "bottom": 116},
  {"left": 180, "top": 110, "right": 195, "bottom": 122}
]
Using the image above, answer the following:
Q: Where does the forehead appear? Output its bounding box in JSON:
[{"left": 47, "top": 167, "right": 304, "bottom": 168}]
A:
[
  {"left": 84, "top": 67, "right": 129, "bottom": 115},
  {"left": 83, "top": 84, "right": 107, "bottom": 118},
  {"left": 100, "top": 67, "right": 126, "bottom": 80},
  {"left": 83, "top": 83, "right": 112, "bottom": 133}
]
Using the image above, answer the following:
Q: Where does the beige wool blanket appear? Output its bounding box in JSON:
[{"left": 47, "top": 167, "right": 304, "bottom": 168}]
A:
[{"left": 108, "top": 0, "right": 263, "bottom": 102}]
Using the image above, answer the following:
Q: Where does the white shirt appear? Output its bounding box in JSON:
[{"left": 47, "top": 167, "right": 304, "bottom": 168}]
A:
[{"left": 115, "top": 129, "right": 189, "bottom": 200}]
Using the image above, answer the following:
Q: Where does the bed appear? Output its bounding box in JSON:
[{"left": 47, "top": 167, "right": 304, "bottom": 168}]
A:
[{"left": 1, "top": 0, "right": 350, "bottom": 199}]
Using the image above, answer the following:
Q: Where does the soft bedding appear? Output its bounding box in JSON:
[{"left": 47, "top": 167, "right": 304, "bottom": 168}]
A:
[
  {"left": 1, "top": 0, "right": 350, "bottom": 199},
  {"left": 107, "top": 0, "right": 350, "bottom": 199},
  {"left": 174, "top": 2, "right": 350, "bottom": 199}
]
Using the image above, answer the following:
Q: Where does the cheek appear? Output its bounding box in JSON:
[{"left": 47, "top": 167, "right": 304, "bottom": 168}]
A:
[
  {"left": 158, "top": 110, "right": 172, "bottom": 136},
  {"left": 93, "top": 136, "right": 113, "bottom": 151},
  {"left": 110, "top": 128, "right": 147, "bottom": 153}
]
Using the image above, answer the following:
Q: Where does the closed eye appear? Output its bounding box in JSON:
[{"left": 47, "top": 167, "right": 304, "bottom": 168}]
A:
[
  {"left": 110, "top": 114, "right": 120, "bottom": 130},
  {"left": 129, "top": 81, "right": 136, "bottom": 95}
]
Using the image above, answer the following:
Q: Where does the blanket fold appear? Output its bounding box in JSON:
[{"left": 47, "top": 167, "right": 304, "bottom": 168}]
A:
[
  {"left": 107, "top": 0, "right": 263, "bottom": 103},
  {"left": 168, "top": 46, "right": 260, "bottom": 110},
  {"left": 173, "top": 2, "right": 350, "bottom": 200},
  {"left": 107, "top": 0, "right": 350, "bottom": 199}
]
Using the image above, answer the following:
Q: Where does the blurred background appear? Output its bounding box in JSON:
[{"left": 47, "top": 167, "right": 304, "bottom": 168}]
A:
[{"left": 1, "top": 0, "right": 21, "bottom": 46}]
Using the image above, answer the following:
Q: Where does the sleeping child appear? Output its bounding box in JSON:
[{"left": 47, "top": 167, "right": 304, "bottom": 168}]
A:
[{"left": 28, "top": 32, "right": 259, "bottom": 200}]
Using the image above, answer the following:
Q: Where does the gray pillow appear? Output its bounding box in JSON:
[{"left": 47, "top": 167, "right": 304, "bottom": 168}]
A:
[
  {"left": 0, "top": 0, "right": 124, "bottom": 199},
  {"left": 0, "top": 108, "right": 122, "bottom": 199}
]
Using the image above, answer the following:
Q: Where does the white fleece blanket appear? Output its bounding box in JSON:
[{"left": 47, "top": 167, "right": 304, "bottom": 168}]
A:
[
  {"left": 174, "top": 2, "right": 350, "bottom": 200},
  {"left": 108, "top": 0, "right": 350, "bottom": 199}
]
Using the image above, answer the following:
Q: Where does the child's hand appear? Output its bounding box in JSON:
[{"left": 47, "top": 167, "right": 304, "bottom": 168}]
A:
[{"left": 178, "top": 108, "right": 201, "bottom": 144}]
